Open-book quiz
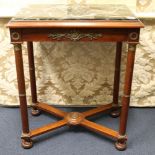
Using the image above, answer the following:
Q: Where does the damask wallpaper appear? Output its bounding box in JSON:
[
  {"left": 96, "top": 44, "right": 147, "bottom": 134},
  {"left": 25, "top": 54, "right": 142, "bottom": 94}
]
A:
[{"left": 0, "top": 18, "right": 155, "bottom": 107}]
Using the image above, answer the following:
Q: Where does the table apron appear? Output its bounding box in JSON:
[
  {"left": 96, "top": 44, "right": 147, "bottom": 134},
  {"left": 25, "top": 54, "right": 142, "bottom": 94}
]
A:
[{"left": 10, "top": 28, "right": 140, "bottom": 43}]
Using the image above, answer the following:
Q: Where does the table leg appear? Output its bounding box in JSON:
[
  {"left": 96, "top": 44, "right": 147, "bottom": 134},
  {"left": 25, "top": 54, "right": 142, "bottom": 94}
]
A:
[
  {"left": 13, "top": 43, "right": 33, "bottom": 149},
  {"left": 115, "top": 43, "right": 137, "bottom": 151},
  {"left": 110, "top": 42, "right": 122, "bottom": 118},
  {"left": 27, "top": 42, "right": 41, "bottom": 116}
]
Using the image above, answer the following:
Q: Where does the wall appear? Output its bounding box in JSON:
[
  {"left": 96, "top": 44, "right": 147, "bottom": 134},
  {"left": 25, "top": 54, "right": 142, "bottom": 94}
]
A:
[
  {"left": 0, "top": 1, "right": 155, "bottom": 107},
  {"left": 0, "top": 0, "right": 136, "bottom": 17}
]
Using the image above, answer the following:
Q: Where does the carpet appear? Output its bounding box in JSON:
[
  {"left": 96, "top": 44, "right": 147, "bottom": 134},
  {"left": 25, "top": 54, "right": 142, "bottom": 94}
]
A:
[{"left": 0, "top": 107, "right": 155, "bottom": 155}]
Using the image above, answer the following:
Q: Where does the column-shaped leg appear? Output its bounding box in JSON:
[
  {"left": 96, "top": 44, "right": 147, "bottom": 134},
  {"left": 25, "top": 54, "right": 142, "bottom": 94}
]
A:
[
  {"left": 110, "top": 42, "right": 122, "bottom": 118},
  {"left": 115, "top": 43, "right": 137, "bottom": 151},
  {"left": 27, "top": 42, "right": 41, "bottom": 116},
  {"left": 13, "top": 43, "right": 33, "bottom": 149}
]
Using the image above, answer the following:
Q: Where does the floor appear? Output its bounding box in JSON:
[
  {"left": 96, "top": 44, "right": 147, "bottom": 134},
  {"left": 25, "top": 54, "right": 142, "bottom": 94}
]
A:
[{"left": 0, "top": 107, "right": 155, "bottom": 155}]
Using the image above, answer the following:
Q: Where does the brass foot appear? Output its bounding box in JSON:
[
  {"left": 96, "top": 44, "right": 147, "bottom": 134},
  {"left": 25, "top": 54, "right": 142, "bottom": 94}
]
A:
[
  {"left": 115, "top": 135, "right": 127, "bottom": 151},
  {"left": 21, "top": 139, "right": 33, "bottom": 149},
  {"left": 31, "top": 108, "right": 41, "bottom": 116},
  {"left": 21, "top": 133, "right": 33, "bottom": 149},
  {"left": 115, "top": 141, "right": 126, "bottom": 151},
  {"left": 110, "top": 109, "right": 120, "bottom": 118}
]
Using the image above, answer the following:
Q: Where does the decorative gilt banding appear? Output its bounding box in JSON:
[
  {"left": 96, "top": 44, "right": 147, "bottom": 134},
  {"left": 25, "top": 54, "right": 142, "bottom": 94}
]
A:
[
  {"left": 19, "top": 93, "right": 26, "bottom": 97},
  {"left": 21, "top": 133, "right": 31, "bottom": 138},
  {"left": 128, "top": 44, "right": 136, "bottom": 51},
  {"left": 29, "top": 67, "right": 34, "bottom": 71},
  {"left": 11, "top": 32, "right": 20, "bottom": 41},
  {"left": 112, "top": 104, "right": 119, "bottom": 108},
  {"left": 123, "top": 94, "right": 130, "bottom": 98},
  {"left": 31, "top": 102, "right": 39, "bottom": 106},
  {"left": 117, "top": 134, "right": 127, "bottom": 140},
  {"left": 129, "top": 32, "right": 138, "bottom": 41},
  {"left": 14, "top": 44, "right": 21, "bottom": 51},
  {"left": 48, "top": 30, "right": 103, "bottom": 41}
]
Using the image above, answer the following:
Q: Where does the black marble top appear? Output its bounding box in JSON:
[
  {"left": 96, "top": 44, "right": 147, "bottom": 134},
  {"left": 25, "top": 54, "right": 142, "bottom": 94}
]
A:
[{"left": 11, "top": 4, "right": 138, "bottom": 21}]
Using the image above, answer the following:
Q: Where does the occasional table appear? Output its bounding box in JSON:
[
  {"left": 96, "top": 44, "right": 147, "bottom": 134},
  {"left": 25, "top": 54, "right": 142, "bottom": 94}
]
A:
[{"left": 7, "top": 4, "right": 144, "bottom": 151}]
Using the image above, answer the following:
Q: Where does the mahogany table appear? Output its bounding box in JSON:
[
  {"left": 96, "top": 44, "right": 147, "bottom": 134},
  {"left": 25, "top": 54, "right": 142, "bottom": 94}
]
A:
[{"left": 7, "top": 4, "right": 144, "bottom": 151}]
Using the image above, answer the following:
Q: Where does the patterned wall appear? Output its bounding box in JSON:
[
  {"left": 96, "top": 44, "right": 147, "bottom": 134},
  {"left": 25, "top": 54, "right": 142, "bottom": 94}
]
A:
[{"left": 0, "top": 18, "right": 155, "bottom": 107}]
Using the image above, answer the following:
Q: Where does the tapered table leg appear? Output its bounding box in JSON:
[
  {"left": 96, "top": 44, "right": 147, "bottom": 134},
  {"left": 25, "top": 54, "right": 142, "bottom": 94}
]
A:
[
  {"left": 13, "top": 43, "right": 33, "bottom": 149},
  {"left": 115, "top": 43, "right": 137, "bottom": 151},
  {"left": 27, "top": 42, "right": 41, "bottom": 116},
  {"left": 110, "top": 42, "right": 122, "bottom": 118}
]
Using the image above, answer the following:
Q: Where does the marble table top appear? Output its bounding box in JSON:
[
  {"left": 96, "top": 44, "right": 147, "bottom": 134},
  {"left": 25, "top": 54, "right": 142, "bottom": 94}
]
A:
[{"left": 11, "top": 4, "right": 138, "bottom": 21}]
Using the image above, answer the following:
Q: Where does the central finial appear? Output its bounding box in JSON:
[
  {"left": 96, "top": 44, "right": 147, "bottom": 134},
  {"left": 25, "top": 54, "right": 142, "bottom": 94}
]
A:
[
  {"left": 71, "top": 112, "right": 79, "bottom": 119},
  {"left": 66, "top": 112, "right": 84, "bottom": 125}
]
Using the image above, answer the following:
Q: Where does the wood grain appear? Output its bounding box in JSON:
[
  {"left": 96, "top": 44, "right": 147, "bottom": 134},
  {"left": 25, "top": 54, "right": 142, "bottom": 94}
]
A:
[
  {"left": 82, "top": 103, "right": 112, "bottom": 117},
  {"left": 7, "top": 20, "right": 144, "bottom": 28},
  {"left": 30, "top": 119, "right": 67, "bottom": 137},
  {"left": 36, "top": 102, "right": 67, "bottom": 118},
  {"left": 80, "top": 119, "right": 118, "bottom": 139}
]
